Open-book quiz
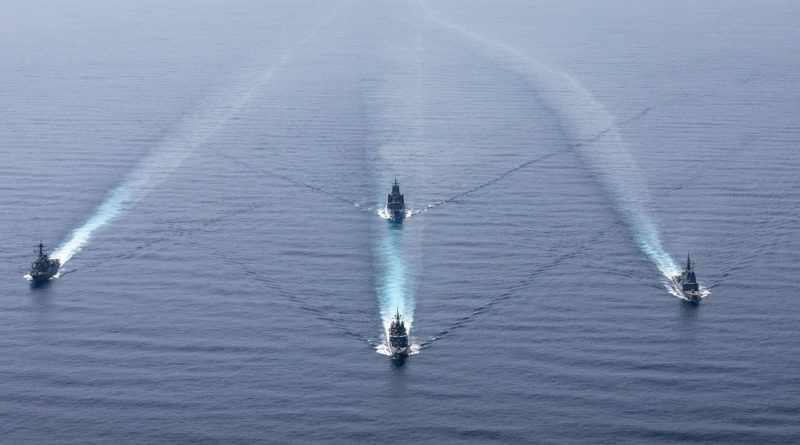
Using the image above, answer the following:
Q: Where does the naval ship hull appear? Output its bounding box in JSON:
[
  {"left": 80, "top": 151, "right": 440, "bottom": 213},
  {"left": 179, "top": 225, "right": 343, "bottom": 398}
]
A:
[
  {"left": 29, "top": 243, "right": 61, "bottom": 286},
  {"left": 30, "top": 275, "right": 49, "bottom": 285},
  {"left": 30, "top": 271, "right": 57, "bottom": 285},
  {"left": 670, "top": 277, "right": 701, "bottom": 304},
  {"left": 386, "top": 179, "right": 405, "bottom": 223},
  {"left": 390, "top": 346, "right": 409, "bottom": 360},
  {"left": 388, "top": 210, "right": 405, "bottom": 222},
  {"left": 388, "top": 309, "right": 409, "bottom": 361}
]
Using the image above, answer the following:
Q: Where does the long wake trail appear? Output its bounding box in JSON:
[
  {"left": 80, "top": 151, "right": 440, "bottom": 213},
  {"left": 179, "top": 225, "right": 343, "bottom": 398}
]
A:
[
  {"left": 411, "top": 151, "right": 561, "bottom": 216},
  {"left": 418, "top": 1, "right": 692, "bottom": 291},
  {"left": 50, "top": 10, "right": 340, "bottom": 267},
  {"left": 374, "top": 224, "right": 417, "bottom": 355}
]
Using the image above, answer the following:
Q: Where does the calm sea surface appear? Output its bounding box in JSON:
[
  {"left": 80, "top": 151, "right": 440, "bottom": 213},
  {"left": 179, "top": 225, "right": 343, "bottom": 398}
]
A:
[{"left": 1, "top": 1, "right": 799, "bottom": 443}]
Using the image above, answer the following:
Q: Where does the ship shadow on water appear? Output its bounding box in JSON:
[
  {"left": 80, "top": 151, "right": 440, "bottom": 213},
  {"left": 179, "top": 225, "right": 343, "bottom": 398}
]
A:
[
  {"left": 391, "top": 355, "right": 407, "bottom": 368},
  {"left": 27, "top": 280, "right": 55, "bottom": 310},
  {"left": 677, "top": 296, "right": 702, "bottom": 343},
  {"left": 28, "top": 280, "right": 51, "bottom": 289},
  {"left": 27, "top": 275, "right": 54, "bottom": 290},
  {"left": 680, "top": 298, "right": 702, "bottom": 317}
]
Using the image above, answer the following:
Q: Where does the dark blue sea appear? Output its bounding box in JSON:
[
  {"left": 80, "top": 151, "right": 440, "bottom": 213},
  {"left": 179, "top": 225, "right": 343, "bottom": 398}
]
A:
[{"left": 2, "top": 1, "right": 799, "bottom": 443}]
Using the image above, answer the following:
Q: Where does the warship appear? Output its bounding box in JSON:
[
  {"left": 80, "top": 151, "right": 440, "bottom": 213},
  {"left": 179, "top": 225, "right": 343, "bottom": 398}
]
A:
[
  {"left": 388, "top": 309, "right": 410, "bottom": 360},
  {"left": 29, "top": 243, "right": 60, "bottom": 285},
  {"left": 671, "top": 254, "right": 701, "bottom": 304},
  {"left": 386, "top": 179, "right": 405, "bottom": 222}
]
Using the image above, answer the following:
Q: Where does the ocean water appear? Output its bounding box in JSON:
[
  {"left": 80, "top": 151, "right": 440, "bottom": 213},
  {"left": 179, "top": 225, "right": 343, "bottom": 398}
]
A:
[{"left": 1, "top": 1, "right": 799, "bottom": 443}]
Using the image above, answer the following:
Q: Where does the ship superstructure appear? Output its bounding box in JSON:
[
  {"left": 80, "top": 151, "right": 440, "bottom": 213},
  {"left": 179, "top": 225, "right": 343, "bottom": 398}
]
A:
[
  {"left": 671, "top": 254, "right": 701, "bottom": 304},
  {"left": 388, "top": 309, "right": 409, "bottom": 360},
  {"left": 386, "top": 179, "right": 405, "bottom": 222},
  {"left": 29, "top": 243, "right": 60, "bottom": 285}
]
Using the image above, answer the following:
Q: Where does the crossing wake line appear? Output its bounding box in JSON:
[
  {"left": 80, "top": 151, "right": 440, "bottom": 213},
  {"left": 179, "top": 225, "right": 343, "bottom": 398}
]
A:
[
  {"left": 216, "top": 148, "right": 564, "bottom": 222},
  {"left": 214, "top": 101, "right": 655, "bottom": 221},
  {"left": 212, "top": 151, "right": 377, "bottom": 215},
  {"left": 396, "top": 104, "right": 653, "bottom": 218},
  {"left": 418, "top": 229, "right": 606, "bottom": 349},
  {"left": 410, "top": 151, "right": 562, "bottom": 216},
  {"left": 192, "top": 241, "right": 376, "bottom": 347}
]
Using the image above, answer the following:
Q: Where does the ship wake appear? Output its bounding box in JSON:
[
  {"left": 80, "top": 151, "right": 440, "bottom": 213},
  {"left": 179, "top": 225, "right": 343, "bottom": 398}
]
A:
[
  {"left": 375, "top": 225, "right": 415, "bottom": 342},
  {"left": 376, "top": 207, "right": 414, "bottom": 220},
  {"left": 375, "top": 343, "right": 421, "bottom": 357},
  {"left": 418, "top": 0, "right": 681, "bottom": 283},
  {"left": 50, "top": 11, "right": 338, "bottom": 267},
  {"left": 665, "top": 279, "right": 712, "bottom": 302}
]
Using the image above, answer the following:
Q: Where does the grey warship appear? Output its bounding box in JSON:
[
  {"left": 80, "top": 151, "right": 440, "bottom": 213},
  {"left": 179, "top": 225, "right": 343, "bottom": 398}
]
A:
[
  {"left": 388, "top": 309, "right": 409, "bottom": 360},
  {"left": 671, "top": 254, "right": 701, "bottom": 304},
  {"left": 386, "top": 179, "right": 405, "bottom": 222},
  {"left": 29, "top": 243, "right": 60, "bottom": 285}
]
